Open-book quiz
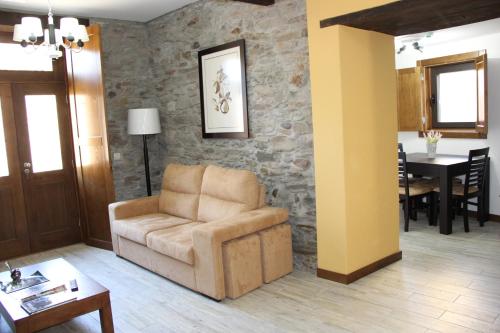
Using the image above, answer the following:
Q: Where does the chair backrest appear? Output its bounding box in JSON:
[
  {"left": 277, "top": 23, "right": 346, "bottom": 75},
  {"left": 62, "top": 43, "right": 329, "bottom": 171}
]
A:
[
  {"left": 398, "top": 143, "right": 404, "bottom": 153},
  {"left": 398, "top": 151, "right": 409, "bottom": 197},
  {"left": 465, "top": 147, "right": 489, "bottom": 195}
]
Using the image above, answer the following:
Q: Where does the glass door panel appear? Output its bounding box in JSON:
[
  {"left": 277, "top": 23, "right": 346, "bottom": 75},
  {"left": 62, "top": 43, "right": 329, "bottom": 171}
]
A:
[
  {"left": 0, "top": 98, "right": 9, "bottom": 177},
  {"left": 25, "top": 95, "right": 63, "bottom": 173}
]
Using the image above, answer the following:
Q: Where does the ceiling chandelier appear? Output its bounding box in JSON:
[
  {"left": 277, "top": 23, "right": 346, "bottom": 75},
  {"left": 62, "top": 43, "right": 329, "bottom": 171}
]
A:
[{"left": 12, "top": 1, "right": 89, "bottom": 59}]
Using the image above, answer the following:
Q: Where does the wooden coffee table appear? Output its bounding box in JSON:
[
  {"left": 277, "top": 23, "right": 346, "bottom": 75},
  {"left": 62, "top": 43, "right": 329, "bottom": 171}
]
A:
[{"left": 0, "top": 258, "right": 114, "bottom": 333}]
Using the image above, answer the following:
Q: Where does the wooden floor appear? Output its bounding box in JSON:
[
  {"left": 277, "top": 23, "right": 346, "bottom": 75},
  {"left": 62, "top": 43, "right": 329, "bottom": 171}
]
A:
[{"left": 1, "top": 216, "right": 500, "bottom": 332}]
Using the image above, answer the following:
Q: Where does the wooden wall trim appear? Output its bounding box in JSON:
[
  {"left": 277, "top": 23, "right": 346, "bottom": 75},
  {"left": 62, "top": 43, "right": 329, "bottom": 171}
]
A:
[
  {"left": 417, "top": 130, "right": 487, "bottom": 139},
  {"left": 317, "top": 251, "right": 402, "bottom": 284},
  {"left": 417, "top": 51, "right": 484, "bottom": 68},
  {"left": 0, "top": 10, "right": 90, "bottom": 27},
  {"left": 232, "top": 0, "right": 274, "bottom": 5},
  {"left": 0, "top": 25, "right": 13, "bottom": 32},
  {"left": 468, "top": 212, "right": 500, "bottom": 223}
]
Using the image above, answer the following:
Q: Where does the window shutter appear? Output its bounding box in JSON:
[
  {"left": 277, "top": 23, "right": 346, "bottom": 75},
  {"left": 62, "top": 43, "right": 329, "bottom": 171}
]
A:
[
  {"left": 475, "top": 53, "right": 487, "bottom": 136},
  {"left": 66, "top": 24, "right": 116, "bottom": 250},
  {"left": 396, "top": 67, "right": 422, "bottom": 131}
]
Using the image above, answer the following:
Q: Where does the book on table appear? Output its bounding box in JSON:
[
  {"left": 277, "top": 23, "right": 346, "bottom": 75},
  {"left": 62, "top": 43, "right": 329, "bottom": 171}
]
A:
[{"left": 21, "top": 286, "right": 77, "bottom": 315}]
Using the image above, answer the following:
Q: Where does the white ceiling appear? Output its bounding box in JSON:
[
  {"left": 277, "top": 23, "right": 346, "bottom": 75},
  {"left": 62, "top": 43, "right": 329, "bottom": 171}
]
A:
[
  {"left": 396, "top": 17, "right": 500, "bottom": 47},
  {"left": 0, "top": 0, "right": 198, "bottom": 22}
]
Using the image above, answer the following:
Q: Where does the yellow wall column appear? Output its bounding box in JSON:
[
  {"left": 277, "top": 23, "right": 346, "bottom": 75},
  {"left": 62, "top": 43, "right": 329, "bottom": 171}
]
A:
[{"left": 307, "top": 0, "right": 401, "bottom": 278}]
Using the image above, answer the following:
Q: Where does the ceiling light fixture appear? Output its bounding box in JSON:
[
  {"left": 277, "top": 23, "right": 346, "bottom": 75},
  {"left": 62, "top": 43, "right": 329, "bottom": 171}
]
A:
[
  {"left": 12, "top": 0, "right": 89, "bottom": 59},
  {"left": 412, "top": 42, "right": 423, "bottom": 53},
  {"left": 395, "top": 32, "right": 433, "bottom": 55}
]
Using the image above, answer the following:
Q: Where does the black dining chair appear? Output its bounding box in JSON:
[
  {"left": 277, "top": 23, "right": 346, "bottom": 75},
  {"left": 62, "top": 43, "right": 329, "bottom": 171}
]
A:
[
  {"left": 398, "top": 143, "right": 404, "bottom": 153},
  {"left": 433, "top": 147, "right": 489, "bottom": 232},
  {"left": 399, "top": 152, "right": 436, "bottom": 231}
]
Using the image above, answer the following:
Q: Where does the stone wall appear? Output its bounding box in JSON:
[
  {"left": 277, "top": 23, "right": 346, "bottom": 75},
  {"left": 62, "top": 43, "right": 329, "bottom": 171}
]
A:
[
  {"left": 95, "top": 0, "right": 316, "bottom": 271},
  {"left": 91, "top": 18, "right": 163, "bottom": 201},
  {"left": 147, "top": 0, "right": 316, "bottom": 271}
]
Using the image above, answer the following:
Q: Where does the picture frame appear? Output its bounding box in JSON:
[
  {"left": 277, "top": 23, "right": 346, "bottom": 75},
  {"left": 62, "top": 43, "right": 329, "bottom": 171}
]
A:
[{"left": 198, "top": 39, "right": 249, "bottom": 139}]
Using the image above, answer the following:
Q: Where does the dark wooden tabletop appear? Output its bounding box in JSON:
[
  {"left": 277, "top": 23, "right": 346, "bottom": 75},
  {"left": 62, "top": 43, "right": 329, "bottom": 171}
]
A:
[
  {"left": 406, "top": 153, "right": 469, "bottom": 166},
  {"left": 0, "top": 258, "right": 108, "bottom": 323}
]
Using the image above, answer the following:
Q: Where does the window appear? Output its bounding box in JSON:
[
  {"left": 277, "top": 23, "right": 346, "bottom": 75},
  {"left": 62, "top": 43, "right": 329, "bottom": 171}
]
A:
[
  {"left": 419, "top": 50, "right": 487, "bottom": 139},
  {"left": 0, "top": 99, "right": 9, "bottom": 177},
  {"left": 25, "top": 95, "right": 63, "bottom": 173},
  {"left": 0, "top": 43, "right": 53, "bottom": 72},
  {"left": 431, "top": 62, "right": 477, "bottom": 128}
]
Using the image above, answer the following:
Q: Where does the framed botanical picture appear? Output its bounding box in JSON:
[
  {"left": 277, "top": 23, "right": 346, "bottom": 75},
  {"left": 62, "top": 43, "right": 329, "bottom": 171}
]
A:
[{"left": 198, "top": 39, "right": 249, "bottom": 139}]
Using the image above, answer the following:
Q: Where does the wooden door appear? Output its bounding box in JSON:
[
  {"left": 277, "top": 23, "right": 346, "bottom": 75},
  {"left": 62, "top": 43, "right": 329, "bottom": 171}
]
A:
[
  {"left": 66, "top": 24, "right": 116, "bottom": 250},
  {"left": 12, "top": 82, "right": 81, "bottom": 252},
  {"left": 0, "top": 83, "right": 30, "bottom": 260}
]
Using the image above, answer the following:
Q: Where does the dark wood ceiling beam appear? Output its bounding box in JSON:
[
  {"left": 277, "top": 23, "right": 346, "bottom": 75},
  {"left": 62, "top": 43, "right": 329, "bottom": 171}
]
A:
[
  {"left": 233, "top": 0, "right": 275, "bottom": 6},
  {"left": 0, "top": 10, "right": 90, "bottom": 27},
  {"left": 319, "top": 0, "right": 500, "bottom": 36}
]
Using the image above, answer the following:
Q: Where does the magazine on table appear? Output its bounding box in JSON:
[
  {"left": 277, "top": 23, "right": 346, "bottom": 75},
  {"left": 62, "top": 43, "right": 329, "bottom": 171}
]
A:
[{"left": 21, "top": 285, "right": 77, "bottom": 315}]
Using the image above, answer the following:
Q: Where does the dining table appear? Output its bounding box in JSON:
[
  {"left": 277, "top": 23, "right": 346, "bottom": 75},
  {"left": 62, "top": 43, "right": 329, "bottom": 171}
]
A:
[{"left": 405, "top": 153, "right": 490, "bottom": 235}]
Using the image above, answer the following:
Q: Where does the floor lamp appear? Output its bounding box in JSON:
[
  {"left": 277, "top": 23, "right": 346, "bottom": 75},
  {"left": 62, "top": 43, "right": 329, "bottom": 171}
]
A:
[{"left": 128, "top": 108, "right": 161, "bottom": 196}]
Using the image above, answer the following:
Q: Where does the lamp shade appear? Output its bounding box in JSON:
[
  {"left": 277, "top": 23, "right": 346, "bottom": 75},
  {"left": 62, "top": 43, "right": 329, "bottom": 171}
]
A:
[
  {"left": 74, "top": 25, "right": 89, "bottom": 42},
  {"left": 21, "top": 17, "right": 43, "bottom": 37},
  {"left": 60, "top": 17, "right": 79, "bottom": 37},
  {"left": 13, "top": 24, "right": 27, "bottom": 42},
  {"left": 128, "top": 108, "right": 161, "bottom": 135}
]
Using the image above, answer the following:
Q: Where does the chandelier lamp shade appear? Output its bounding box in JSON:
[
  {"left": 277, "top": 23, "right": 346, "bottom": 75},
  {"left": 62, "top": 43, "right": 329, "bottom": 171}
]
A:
[{"left": 12, "top": 4, "right": 89, "bottom": 59}]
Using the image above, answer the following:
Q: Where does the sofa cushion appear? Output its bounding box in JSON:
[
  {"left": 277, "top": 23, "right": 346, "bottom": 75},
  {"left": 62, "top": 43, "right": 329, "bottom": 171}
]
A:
[
  {"left": 159, "top": 164, "right": 206, "bottom": 221},
  {"left": 113, "top": 213, "right": 191, "bottom": 245},
  {"left": 198, "top": 165, "right": 260, "bottom": 222},
  {"left": 146, "top": 222, "right": 202, "bottom": 265}
]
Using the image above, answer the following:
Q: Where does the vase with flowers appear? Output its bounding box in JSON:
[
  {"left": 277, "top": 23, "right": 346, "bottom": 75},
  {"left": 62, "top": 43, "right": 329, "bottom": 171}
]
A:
[{"left": 424, "top": 130, "right": 442, "bottom": 158}]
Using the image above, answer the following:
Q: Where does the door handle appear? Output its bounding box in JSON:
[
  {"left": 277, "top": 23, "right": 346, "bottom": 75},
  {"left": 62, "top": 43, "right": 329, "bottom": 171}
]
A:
[{"left": 24, "top": 168, "right": 31, "bottom": 175}]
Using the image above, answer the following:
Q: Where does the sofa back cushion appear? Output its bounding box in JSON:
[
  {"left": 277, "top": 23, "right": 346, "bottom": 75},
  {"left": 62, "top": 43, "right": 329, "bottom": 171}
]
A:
[
  {"left": 159, "top": 164, "right": 206, "bottom": 220},
  {"left": 198, "top": 165, "right": 260, "bottom": 222}
]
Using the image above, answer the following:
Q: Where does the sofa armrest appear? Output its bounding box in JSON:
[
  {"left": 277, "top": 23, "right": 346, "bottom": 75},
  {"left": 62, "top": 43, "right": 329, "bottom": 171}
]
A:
[
  {"left": 192, "top": 207, "right": 288, "bottom": 300},
  {"left": 108, "top": 195, "right": 160, "bottom": 222}
]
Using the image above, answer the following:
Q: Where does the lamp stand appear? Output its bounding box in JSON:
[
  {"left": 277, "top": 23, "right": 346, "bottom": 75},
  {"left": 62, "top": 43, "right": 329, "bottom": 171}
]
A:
[{"left": 143, "top": 135, "right": 152, "bottom": 196}]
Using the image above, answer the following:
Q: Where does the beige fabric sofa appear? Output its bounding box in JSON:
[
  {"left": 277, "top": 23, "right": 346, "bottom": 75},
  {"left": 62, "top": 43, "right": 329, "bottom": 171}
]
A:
[{"left": 109, "top": 164, "right": 293, "bottom": 300}]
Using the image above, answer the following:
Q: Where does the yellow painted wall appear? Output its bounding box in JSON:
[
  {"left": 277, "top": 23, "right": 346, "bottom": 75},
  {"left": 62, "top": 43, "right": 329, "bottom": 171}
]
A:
[{"left": 307, "top": 0, "right": 400, "bottom": 274}]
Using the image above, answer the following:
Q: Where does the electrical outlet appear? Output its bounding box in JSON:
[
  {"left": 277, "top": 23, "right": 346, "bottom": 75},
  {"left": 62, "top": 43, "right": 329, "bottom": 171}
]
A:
[{"left": 113, "top": 153, "right": 121, "bottom": 161}]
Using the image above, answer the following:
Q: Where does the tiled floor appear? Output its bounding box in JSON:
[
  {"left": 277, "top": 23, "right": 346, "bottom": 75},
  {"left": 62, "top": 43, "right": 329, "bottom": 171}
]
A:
[{"left": 1, "top": 215, "right": 500, "bottom": 332}]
